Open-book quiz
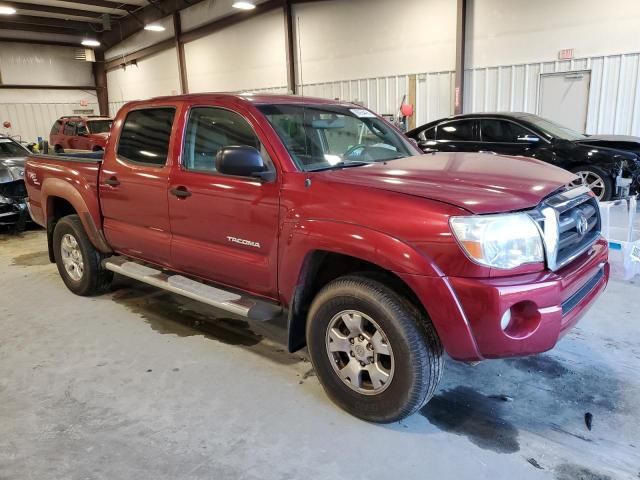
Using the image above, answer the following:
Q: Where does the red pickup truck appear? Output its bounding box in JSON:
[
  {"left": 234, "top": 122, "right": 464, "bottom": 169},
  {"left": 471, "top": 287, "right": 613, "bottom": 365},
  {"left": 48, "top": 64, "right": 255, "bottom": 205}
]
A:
[{"left": 25, "top": 94, "right": 609, "bottom": 423}]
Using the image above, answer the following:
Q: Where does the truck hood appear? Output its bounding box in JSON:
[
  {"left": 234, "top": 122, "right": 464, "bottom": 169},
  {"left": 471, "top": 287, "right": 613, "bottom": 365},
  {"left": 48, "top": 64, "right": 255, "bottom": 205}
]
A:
[
  {"left": 0, "top": 156, "right": 26, "bottom": 183},
  {"left": 317, "top": 152, "right": 577, "bottom": 214}
]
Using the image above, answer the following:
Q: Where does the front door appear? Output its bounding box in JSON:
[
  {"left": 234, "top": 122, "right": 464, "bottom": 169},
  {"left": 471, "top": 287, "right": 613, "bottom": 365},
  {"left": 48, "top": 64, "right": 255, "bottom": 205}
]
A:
[
  {"left": 478, "top": 118, "right": 541, "bottom": 156},
  {"left": 99, "top": 106, "right": 177, "bottom": 267},
  {"left": 168, "top": 105, "right": 280, "bottom": 299}
]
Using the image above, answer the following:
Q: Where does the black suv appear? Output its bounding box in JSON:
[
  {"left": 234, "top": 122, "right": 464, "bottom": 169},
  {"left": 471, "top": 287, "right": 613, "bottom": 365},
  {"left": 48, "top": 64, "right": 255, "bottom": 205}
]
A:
[{"left": 407, "top": 113, "right": 640, "bottom": 201}]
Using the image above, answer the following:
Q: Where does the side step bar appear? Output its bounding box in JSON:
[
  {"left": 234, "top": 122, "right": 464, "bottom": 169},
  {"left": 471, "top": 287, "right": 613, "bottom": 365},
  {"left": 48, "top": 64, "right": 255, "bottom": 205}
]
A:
[{"left": 103, "top": 257, "right": 282, "bottom": 322}]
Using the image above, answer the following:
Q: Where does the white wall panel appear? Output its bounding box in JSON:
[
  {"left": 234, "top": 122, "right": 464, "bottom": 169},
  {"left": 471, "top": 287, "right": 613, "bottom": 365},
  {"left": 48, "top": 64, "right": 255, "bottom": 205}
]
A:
[
  {"left": 107, "top": 48, "right": 181, "bottom": 104},
  {"left": 184, "top": 9, "right": 287, "bottom": 93},
  {"left": 293, "top": 0, "right": 456, "bottom": 85},
  {"left": 464, "top": 52, "right": 640, "bottom": 136},
  {"left": 416, "top": 71, "right": 455, "bottom": 125},
  {"left": 0, "top": 89, "right": 98, "bottom": 143},
  {"left": 0, "top": 42, "right": 93, "bottom": 87},
  {"left": 467, "top": 0, "right": 640, "bottom": 68}
]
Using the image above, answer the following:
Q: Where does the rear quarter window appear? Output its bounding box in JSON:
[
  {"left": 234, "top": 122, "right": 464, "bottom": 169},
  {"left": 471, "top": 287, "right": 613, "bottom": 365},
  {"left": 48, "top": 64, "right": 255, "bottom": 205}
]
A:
[
  {"left": 117, "top": 108, "right": 176, "bottom": 166},
  {"left": 50, "top": 120, "right": 62, "bottom": 136}
]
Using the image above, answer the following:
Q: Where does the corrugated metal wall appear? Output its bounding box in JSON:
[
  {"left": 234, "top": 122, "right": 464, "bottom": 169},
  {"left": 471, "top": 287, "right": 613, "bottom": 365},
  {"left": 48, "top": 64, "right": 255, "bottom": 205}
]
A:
[
  {"left": 110, "top": 50, "right": 640, "bottom": 138},
  {"left": 465, "top": 52, "right": 640, "bottom": 135},
  {"left": 0, "top": 101, "right": 99, "bottom": 144}
]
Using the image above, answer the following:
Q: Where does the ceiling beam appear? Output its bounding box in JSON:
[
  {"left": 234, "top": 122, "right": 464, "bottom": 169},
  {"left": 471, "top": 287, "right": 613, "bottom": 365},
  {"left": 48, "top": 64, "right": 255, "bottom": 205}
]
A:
[
  {"left": 7, "top": 14, "right": 95, "bottom": 31},
  {"left": 0, "top": 84, "right": 96, "bottom": 90},
  {"left": 0, "top": 37, "right": 82, "bottom": 48},
  {"left": 105, "top": 37, "right": 175, "bottom": 71},
  {"left": 4, "top": 2, "right": 117, "bottom": 20},
  {"left": 54, "top": 0, "right": 139, "bottom": 13},
  {"left": 100, "top": 0, "right": 204, "bottom": 48},
  {"left": 0, "top": 21, "right": 87, "bottom": 35}
]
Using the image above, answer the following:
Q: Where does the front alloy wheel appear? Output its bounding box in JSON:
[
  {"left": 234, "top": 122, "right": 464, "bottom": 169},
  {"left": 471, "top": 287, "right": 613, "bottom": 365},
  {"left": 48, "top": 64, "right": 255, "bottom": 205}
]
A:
[{"left": 326, "top": 310, "right": 395, "bottom": 395}]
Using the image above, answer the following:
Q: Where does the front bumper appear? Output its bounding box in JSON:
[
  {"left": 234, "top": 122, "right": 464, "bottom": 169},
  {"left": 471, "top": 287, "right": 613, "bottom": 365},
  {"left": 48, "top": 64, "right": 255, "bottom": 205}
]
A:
[
  {"left": 0, "top": 198, "right": 29, "bottom": 227},
  {"left": 400, "top": 237, "right": 609, "bottom": 361}
]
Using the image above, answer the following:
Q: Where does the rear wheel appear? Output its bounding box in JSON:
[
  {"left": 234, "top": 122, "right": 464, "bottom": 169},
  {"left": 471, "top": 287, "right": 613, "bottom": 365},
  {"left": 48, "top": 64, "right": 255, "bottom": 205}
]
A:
[
  {"left": 570, "top": 166, "right": 613, "bottom": 201},
  {"left": 53, "top": 215, "right": 113, "bottom": 296},
  {"left": 54, "top": 145, "right": 64, "bottom": 154},
  {"left": 306, "top": 275, "right": 443, "bottom": 423}
]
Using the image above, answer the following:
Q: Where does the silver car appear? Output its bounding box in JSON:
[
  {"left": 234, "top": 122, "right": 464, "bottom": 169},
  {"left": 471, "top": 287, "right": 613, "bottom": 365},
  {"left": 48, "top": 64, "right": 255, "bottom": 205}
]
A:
[{"left": 0, "top": 135, "right": 29, "bottom": 229}]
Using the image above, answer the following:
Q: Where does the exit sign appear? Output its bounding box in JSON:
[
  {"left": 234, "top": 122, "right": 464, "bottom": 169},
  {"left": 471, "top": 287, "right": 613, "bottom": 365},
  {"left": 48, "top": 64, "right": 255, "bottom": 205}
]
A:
[{"left": 558, "top": 48, "right": 574, "bottom": 60}]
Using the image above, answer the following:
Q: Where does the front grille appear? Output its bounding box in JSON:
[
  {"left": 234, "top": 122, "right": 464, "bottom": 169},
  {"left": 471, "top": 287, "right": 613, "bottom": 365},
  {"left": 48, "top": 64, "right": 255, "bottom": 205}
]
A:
[
  {"left": 529, "top": 186, "right": 601, "bottom": 271},
  {"left": 0, "top": 180, "right": 27, "bottom": 200}
]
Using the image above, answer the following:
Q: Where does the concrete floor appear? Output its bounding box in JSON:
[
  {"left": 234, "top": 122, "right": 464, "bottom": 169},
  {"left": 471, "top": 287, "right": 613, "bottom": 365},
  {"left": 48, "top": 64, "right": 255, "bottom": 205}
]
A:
[{"left": 1, "top": 229, "right": 639, "bottom": 480}]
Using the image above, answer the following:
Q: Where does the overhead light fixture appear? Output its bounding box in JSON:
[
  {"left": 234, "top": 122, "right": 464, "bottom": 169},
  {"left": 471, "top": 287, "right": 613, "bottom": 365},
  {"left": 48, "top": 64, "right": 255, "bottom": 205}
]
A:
[
  {"left": 81, "top": 39, "right": 100, "bottom": 47},
  {"left": 232, "top": 1, "right": 256, "bottom": 10},
  {"left": 144, "top": 23, "right": 166, "bottom": 32},
  {"left": 0, "top": 6, "right": 17, "bottom": 15}
]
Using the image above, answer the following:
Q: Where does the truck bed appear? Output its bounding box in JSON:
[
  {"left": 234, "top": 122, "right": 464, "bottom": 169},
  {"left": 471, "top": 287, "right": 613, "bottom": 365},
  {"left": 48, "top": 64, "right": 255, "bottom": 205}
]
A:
[{"left": 25, "top": 153, "right": 103, "bottom": 230}]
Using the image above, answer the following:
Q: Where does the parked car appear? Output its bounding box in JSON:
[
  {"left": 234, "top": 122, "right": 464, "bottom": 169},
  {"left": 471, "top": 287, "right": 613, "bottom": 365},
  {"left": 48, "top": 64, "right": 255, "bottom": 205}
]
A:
[
  {"left": 50, "top": 115, "right": 113, "bottom": 154},
  {"left": 406, "top": 113, "right": 640, "bottom": 201},
  {"left": 0, "top": 135, "right": 29, "bottom": 229},
  {"left": 25, "top": 94, "right": 609, "bottom": 423}
]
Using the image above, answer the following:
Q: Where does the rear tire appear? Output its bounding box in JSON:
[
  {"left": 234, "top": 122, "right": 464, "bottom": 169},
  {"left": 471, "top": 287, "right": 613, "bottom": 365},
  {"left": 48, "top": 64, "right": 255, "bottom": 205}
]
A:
[
  {"left": 53, "top": 215, "right": 113, "bottom": 296},
  {"left": 54, "top": 145, "right": 64, "bottom": 154},
  {"left": 570, "top": 165, "right": 613, "bottom": 201},
  {"left": 306, "top": 275, "right": 443, "bottom": 423}
]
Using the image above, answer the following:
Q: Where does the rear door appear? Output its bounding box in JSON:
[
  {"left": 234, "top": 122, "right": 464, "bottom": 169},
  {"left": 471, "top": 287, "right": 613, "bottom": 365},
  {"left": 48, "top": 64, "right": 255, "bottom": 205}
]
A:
[
  {"left": 433, "top": 119, "right": 479, "bottom": 152},
  {"left": 62, "top": 121, "right": 76, "bottom": 150},
  {"left": 168, "top": 104, "right": 280, "bottom": 299},
  {"left": 99, "top": 106, "right": 177, "bottom": 267},
  {"left": 479, "top": 118, "right": 541, "bottom": 156}
]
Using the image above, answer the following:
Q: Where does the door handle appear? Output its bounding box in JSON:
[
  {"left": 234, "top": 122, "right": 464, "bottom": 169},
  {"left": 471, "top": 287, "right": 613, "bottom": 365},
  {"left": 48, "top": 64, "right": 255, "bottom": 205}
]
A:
[
  {"left": 104, "top": 176, "right": 120, "bottom": 187},
  {"left": 170, "top": 186, "right": 192, "bottom": 198}
]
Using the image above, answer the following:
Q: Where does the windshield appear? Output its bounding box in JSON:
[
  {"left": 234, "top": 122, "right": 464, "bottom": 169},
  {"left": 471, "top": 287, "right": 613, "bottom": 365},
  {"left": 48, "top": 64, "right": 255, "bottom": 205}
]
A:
[
  {"left": 523, "top": 115, "right": 586, "bottom": 141},
  {"left": 258, "top": 104, "right": 415, "bottom": 171},
  {"left": 87, "top": 120, "right": 112, "bottom": 134},
  {"left": 0, "top": 138, "right": 28, "bottom": 157}
]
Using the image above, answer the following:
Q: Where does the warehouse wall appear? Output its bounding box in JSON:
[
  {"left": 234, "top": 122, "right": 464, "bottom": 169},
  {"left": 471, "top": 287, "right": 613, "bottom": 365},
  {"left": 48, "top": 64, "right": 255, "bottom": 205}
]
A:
[
  {"left": 184, "top": 9, "right": 287, "bottom": 93},
  {"left": 0, "top": 42, "right": 98, "bottom": 142},
  {"left": 293, "top": 0, "right": 456, "bottom": 85},
  {"left": 106, "top": 49, "right": 181, "bottom": 116},
  {"left": 467, "top": 0, "right": 640, "bottom": 68}
]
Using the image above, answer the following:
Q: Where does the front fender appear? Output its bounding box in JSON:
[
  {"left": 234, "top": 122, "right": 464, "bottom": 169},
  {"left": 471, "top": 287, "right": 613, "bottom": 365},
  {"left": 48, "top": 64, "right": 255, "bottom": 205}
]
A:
[{"left": 279, "top": 219, "right": 442, "bottom": 306}]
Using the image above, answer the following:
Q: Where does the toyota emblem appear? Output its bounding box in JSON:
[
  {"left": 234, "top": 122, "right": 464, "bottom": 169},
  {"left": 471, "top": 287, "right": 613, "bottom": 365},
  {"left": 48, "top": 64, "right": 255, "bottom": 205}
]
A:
[{"left": 576, "top": 213, "right": 589, "bottom": 236}]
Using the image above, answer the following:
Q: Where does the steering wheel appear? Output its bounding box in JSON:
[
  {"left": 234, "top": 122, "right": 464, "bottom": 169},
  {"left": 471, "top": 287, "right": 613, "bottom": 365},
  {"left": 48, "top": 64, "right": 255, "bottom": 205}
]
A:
[{"left": 343, "top": 144, "right": 368, "bottom": 159}]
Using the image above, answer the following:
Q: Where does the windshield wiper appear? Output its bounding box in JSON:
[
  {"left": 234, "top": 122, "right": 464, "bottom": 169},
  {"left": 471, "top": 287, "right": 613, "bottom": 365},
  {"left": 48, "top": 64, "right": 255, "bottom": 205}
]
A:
[{"left": 307, "top": 161, "right": 376, "bottom": 172}]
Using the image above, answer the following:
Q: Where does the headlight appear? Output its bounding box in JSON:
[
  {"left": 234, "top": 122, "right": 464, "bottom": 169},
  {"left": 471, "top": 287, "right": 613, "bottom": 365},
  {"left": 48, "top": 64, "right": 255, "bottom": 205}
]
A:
[
  {"left": 0, "top": 194, "right": 11, "bottom": 204},
  {"left": 450, "top": 213, "right": 544, "bottom": 269}
]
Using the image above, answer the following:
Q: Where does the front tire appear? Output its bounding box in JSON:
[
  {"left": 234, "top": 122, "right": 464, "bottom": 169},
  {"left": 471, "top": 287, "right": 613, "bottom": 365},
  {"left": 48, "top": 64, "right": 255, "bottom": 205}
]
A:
[
  {"left": 306, "top": 275, "right": 443, "bottom": 423},
  {"left": 53, "top": 215, "right": 113, "bottom": 296},
  {"left": 570, "top": 165, "right": 613, "bottom": 201}
]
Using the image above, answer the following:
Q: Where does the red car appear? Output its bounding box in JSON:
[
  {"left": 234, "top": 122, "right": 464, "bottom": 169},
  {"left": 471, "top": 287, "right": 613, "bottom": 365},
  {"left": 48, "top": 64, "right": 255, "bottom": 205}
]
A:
[
  {"left": 49, "top": 115, "right": 113, "bottom": 154},
  {"left": 25, "top": 94, "right": 608, "bottom": 423}
]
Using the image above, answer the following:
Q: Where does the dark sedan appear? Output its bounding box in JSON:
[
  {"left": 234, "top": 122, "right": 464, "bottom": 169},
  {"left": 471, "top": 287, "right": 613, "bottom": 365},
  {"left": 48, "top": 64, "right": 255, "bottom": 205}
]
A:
[{"left": 406, "top": 113, "right": 640, "bottom": 201}]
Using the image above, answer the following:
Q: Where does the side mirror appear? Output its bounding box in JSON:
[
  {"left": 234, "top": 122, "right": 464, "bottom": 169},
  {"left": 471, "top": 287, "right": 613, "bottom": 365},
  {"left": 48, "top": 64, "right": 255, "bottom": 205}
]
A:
[
  {"left": 216, "top": 146, "right": 273, "bottom": 180},
  {"left": 516, "top": 134, "right": 540, "bottom": 143}
]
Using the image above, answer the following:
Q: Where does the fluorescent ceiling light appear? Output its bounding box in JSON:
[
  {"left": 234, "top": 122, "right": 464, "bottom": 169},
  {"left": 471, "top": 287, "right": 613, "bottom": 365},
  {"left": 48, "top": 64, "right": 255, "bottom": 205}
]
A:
[
  {"left": 144, "top": 23, "right": 166, "bottom": 32},
  {"left": 81, "top": 39, "right": 100, "bottom": 47},
  {"left": 0, "top": 6, "right": 17, "bottom": 14},
  {"left": 232, "top": 1, "right": 256, "bottom": 10}
]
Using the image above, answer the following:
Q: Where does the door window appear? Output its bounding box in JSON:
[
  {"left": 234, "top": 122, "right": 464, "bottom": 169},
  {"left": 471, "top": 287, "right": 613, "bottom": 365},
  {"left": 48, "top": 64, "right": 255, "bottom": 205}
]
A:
[
  {"left": 481, "top": 119, "right": 530, "bottom": 143},
  {"left": 76, "top": 124, "right": 88, "bottom": 136},
  {"left": 436, "top": 120, "right": 476, "bottom": 141},
  {"left": 117, "top": 107, "right": 175, "bottom": 166},
  {"left": 182, "top": 107, "right": 268, "bottom": 174},
  {"left": 63, "top": 122, "right": 76, "bottom": 136}
]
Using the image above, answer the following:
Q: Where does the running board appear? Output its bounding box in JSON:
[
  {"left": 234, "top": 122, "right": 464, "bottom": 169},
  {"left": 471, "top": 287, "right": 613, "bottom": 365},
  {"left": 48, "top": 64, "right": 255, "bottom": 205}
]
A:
[{"left": 103, "top": 257, "right": 282, "bottom": 322}]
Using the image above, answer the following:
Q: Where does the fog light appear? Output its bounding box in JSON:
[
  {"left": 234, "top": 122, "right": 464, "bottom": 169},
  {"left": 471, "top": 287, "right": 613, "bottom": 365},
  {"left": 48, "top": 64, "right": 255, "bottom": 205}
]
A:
[
  {"left": 500, "top": 309, "right": 512, "bottom": 331},
  {"left": 501, "top": 301, "right": 542, "bottom": 339}
]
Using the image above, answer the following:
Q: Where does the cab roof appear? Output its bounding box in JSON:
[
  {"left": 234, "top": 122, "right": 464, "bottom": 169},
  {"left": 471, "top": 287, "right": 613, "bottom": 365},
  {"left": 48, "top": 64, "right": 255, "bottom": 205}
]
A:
[{"left": 133, "top": 92, "right": 357, "bottom": 108}]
